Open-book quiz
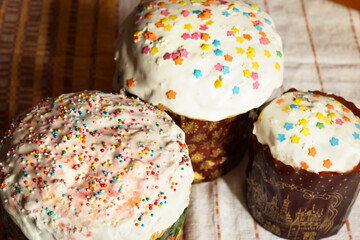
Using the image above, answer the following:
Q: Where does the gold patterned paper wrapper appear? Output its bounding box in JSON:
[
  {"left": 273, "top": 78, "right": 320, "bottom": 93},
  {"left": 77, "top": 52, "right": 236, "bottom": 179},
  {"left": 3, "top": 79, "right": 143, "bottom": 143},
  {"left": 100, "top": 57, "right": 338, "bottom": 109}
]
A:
[
  {"left": 167, "top": 111, "right": 255, "bottom": 183},
  {"left": 0, "top": 204, "right": 186, "bottom": 240},
  {"left": 246, "top": 136, "right": 360, "bottom": 240}
]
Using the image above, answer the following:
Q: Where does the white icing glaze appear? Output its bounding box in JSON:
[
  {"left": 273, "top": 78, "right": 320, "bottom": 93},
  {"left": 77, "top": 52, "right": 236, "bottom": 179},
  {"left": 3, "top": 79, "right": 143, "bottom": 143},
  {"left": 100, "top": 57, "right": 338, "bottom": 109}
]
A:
[
  {"left": 114, "top": 0, "right": 283, "bottom": 121},
  {"left": 0, "top": 90, "right": 193, "bottom": 240},
  {"left": 254, "top": 91, "right": 360, "bottom": 173}
]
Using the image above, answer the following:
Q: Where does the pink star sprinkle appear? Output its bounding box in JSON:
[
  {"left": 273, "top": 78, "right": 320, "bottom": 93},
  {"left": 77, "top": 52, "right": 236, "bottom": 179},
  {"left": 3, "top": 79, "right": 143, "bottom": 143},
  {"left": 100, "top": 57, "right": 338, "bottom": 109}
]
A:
[
  {"left": 214, "top": 63, "right": 223, "bottom": 71},
  {"left": 182, "top": 33, "right": 190, "bottom": 40},
  {"left": 182, "top": 10, "right": 190, "bottom": 17},
  {"left": 142, "top": 46, "right": 150, "bottom": 55},
  {"left": 259, "top": 37, "right": 268, "bottom": 45},
  {"left": 336, "top": 119, "right": 344, "bottom": 126},
  {"left": 161, "top": 10, "right": 170, "bottom": 16},
  {"left": 163, "top": 53, "right": 172, "bottom": 60},
  {"left": 227, "top": 31, "right": 234, "bottom": 36},
  {"left": 191, "top": 32, "right": 200, "bottom": 40},
  {"left": 172, "top": 53, "right": 180, "bottom": 60},
  {"left": 200, "top": 25, "right": 208, "bottom": 31},
  {"left": 251, "top": 72, "right": 259, "bottom": 81},
  {"left": 180, "top": 49, "right": 190, "bottom": 58},
  {"left": 253, "top": 81, "right": 260, "bottom": 89}
]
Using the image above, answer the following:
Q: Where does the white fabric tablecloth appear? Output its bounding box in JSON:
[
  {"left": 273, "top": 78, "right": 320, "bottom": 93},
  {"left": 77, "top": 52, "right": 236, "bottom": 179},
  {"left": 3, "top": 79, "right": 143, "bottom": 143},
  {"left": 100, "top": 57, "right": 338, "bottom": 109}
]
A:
[{"left": 118, "top": 0, "right": 360, "bottom": 239}]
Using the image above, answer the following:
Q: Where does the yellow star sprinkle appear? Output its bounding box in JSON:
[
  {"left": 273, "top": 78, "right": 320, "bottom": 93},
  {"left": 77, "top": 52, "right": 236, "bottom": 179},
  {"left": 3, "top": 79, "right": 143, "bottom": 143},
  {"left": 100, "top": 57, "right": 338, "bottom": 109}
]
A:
[
  {"left": 316, "top": 113, "right": 324, "bottom": 120},
  {"left": 169, "top": 15, "right": 178, "bottom": 21},
  {"left": 232, "top": 28, "right": 240, "bottom": 34},
  {"left": 237, "top": 48, "right": 245, "bottom": 54},
  {"left": 244, "top": 69, "right": 252, "bottom": 78},
  {"left": 164, "top": 24, "right": 173, "bottom": 32},
  {"left": 299, "top": 119, "right": 308, "bottom": 126},
  {"left": 214, "top": 79, "right": 222, "bottom": 89},
  {"left": 294, "top": 98, "right": 303, "bottom": 105},
  {"left": 334, "top": 100, "right": 342, "bottom": 105},
  {"left": 300, "top": 106, "right": 308, "bottom": 111},
  {"left": 236, "top": 37, "right": 244, "bottom": 43},
  {"left": 201, "top": 44, "right": 210, "bottom": 51},
  {"left": 291, "top": 135, "right": 301, "bottom": 144},
  {"left": 327, "top": 113, "right": 337, "bottom": 119},
  {"left": 264, "top": 50, "right": 271, "bottom": 58},
  {"left": 150, "top": 47, "right": 159, "bottom": 55},
  {"left": 251, "top": 4, "right": 259, "bottom": 11},
  {"left": 184, "top": 24, "right": 192, "bottom": 31},
  {"left": 356, "top": 116, "right": 360, "bottom": 123},
  {"left": 179, "top": 1, "right": 187, "bottom": 5},
  {"left": 161, "top": 18, "right": 169, "bottom": 24},
  {"left": 275, "top": 63, "right": 281, "bottom": 71},
  {"left": 134, "top": 31, "right": 142, "bottom": 37},
  {"left": 323, "top": 117, "right": 332, "bottom": 125},
  {"left": 206, "top": 20, "right": 214, "bottom": 25},
  {"left": 282, "top": 106, "right": 291, "bottom": 112},
  {"left": 300, "top": 128, "right": 310, "bottom": 136},
  {"left": 252, "top": 62, "right": 259, "bottom": 70}
]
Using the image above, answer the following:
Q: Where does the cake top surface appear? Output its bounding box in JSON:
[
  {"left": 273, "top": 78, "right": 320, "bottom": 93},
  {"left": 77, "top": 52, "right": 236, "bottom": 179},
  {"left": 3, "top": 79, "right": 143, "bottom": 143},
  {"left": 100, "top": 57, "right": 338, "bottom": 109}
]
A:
[
  {"left": 0, "top": 91, "right": 193, "bottom": 240},
  {"left": 114, "top": 0, "right": 283, "bottom": 121},
  {"left": 254, "top": 91, "right": 360, "bottom": 174}
]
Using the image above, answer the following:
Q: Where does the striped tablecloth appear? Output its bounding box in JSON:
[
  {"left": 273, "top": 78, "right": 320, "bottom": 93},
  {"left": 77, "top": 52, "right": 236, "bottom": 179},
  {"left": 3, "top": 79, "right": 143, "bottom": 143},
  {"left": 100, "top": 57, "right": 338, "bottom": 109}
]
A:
[{"left": 0, "top": 0, "right": 360, "bottom": 239}]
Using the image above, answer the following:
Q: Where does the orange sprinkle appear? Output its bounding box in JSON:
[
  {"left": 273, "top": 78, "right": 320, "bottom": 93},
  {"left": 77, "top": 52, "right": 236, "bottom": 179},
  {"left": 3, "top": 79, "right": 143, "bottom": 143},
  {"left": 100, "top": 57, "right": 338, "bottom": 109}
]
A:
[
  {"left": 243, "top": 34, "right": 252, "bottom": 41},
  {"left": 259, "top": 31, "right": 267, "bottom": 38},
  {"left": 343, "top": 117, "right": 351, "bottom": 123},
  {"left": 308, "top": 147, "right": 317, "bottom": 157},
  {"left": 198, "top": 10, "right": 212, "bottom": 20},
  {"left": 276, "top": 99, "right": 285, "bottom": 104},
  {"left": 133, "top": 36, "right": 140, "bottom": 42},
  {"left": 158, "top": 2, "right": 166, "bottom": 7},
  {"left": 300, "top": 162, "right": 309, "bottom": 170},
  {"left": 326, "top": 104, "right": 334, "bottom": 110},
  {"left": 343, "top": 108, "right": 350, "bottom": 113},
  {"left": 201, "top": 33, "right": 210, "bottom": 41},
  {"left": 166, "top": 90, "right": 177, "bottom": 99},
  {"left": 174, "top": 57, "right": 184, "bottom": 65},
  {"left": 323, "top": 159, "right": 333, "bottom": 169},
  {"left": 224, "top": 55, "right": 233, "bottom": 62},
  {"left": 169, "top": 0, "right": 178, "bottom": 3},
  {"left": 127, "top": 78, "right": 136, "bottom": 88},
  {"left": 144, "top": 31, "right": 157, "bottom": 41},
  {"left": 249, "top": 13, "right": 256, "bottom": 18},
  {"left": 155, "top": 21, "right": 164, "bottom": 28}
]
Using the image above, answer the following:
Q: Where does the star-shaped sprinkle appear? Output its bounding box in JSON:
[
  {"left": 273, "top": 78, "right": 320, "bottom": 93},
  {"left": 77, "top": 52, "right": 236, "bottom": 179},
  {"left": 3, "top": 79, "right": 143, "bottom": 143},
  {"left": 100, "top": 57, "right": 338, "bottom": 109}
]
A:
[
  {"left": 277, "top": 134, "right": 286, "bottom": 142},
  {"left": 214, "top": 49, "right": 223, "bottom": 56},
  {"left": 180, "top": 49, "right": 189, "bottom": 58},
  {"left": 179, "top": 1, "right": 186, "bottom": 6},
  {"left": 343, "top": 117, "right": 351, "bottom": 123},
  {"left": 191, "top": 32, "right": 200, "bottom": 40},
  {"left": 276, "top": 99, "right": 285, "bottom": 104},
  {"left": 227, "top": 31, "right": 234, "bottom": 36},
  {"left": 244, "top": 70, "right": 252, "bottom": 78},
  {"left": 330, "top": 137, "right": 339, "bottom": 146},
  {"left": 194, "top": 69, "right": 202, "bottom": 79},
  {"left": 323, "top": 159, "right": 332, "bottom": 169},
  {"left": 169, "top": 15, "right": 177, "bottom": 21},
  {"left": 182, "top": 10, "right": 190, "bottom": 17},
  {"left": 201, "top": 33, "right": 210, "bottom": 41},
  {"left": 161, "top": 10, "right": 170, "bottom": 16},
  {"left": 353, "top": 132, "right": 360, "bottom": 140},
  {"left": 301, "top": 162, "right": 309, "bottom": 170},
  {"left": 300, "top": 106, "right": 308, "bottom": 111},
  {"left": 326, "top": 104, "right": 334, "bottom": 110},
  {"left": 213, "top": 40, "right": 221, "bottom": 46},
  {"left": 243, "top": 34, "right": 252, "bottom": 41},
  {"left": 214, "top": 63, "right": 223, "bottom": 71},
  {"left": 277, "top": 51, "right": 282, "bottom": 58},
  {"left": 167, "top": 90, "right": 176, "bottom": 99},
  {"left": 284, "top": 123, "right": 294, "bottom": 131},
  {"left": 145, "top": 12, "right": 153, "bottom": 19},
  {"left": 328, "top": 113, "right": 337, "bottom": 119},
  {"left": 222, "top": 11, "right": 230, "bottom": 17},
  {"left": 200, "top": 24, "right": 208, "bottom": 30},
  {"left": 299, "top": 119, "right": 308, "bottom": 127},
  {"left": 232, "top": 86, "right": 240, "bottom": 95},
  {"left": 316, "top": 122, "right": 325, "bottom": 129},
  {"left": 308, "top": 147, "right": 316, "bottom": 157},
  {"left": 236, "top": 37, "right": 244, "bottom": 43},
  {"left": 316, "top": 113, "right": 324, "bottom": 120},
  {"left": 224, "top": 55, "right": 233, "bottom": 62},
  {"left": 161, "top": 18, "right": 169, "bottom": 24},
  {"left": 232, "top": 28, "right": 239, "bottom": 34},
  {"left": 199, "top": 10, "right": 212, "bottom": 19},
  {"left": 182, "top": 33, "right": 190, "bottom": 40},
  {"left": 150, "top": 47, "right": 159, "bottom": 55},
  {"left": 214, "top": 80, "right": 222, "bottom": 89},
  {"left": 275, "top": 63, "right": 281, "bottom": 71},
  {"left": 127, "top": 79, "right": 135, "bottom": 88},
  {"left": 206, "top": 20, "right": 214, "bottom": 25},
  {"left": 356, "top": 124, "right": 360, "bottom": 130},
  {"left": 201, "top": 44, "right": 210, "bottom": 51},
  {"left": 294, "top": 98, "right": 303, "bottom": 105},
  {"left": 252, "top": 62, "right": 259, "bottom": 70},
  {"left": 222, "top": 66, "right": 230, "bottom": 75},
  {"left": 142, "top": 46, "right": 151, "bottom": 55},
  {"left": 335, "top": 119, "right": 344, "bottom": 126},
  {"left": 265, "top": 18, "right": 272, "bottom": 25},
  {"left": 174, "top": 57, "right": 184, "bottom": 65},
  {"left": 259, "top": 37, "right": 268, "bottom": 45},
  {"left": 301, "top": 128, "right": 310, "bottom": 136},
  {"left": 291, "top": 135, "right": 300, "bottom": 144},
  {"left": 253, "top": 81, "right": 260, "bottom": 90},
  {"left": 144, "top": 31, "right": 157, "bottom": 41},
  {"left": 251, "top": 72, "right": 259, "bottom": 81},
  {"left": 184, "top": 24, "right": 192, "bottom": 31},
  {"left": 282, "top": 106, "right": 291, "bottom": 112},
  {"left": 290, "top": 104, "right": 298, "bottom": 109},
  {"left": 243, "top": 12, "right": 250, "bottom": 18},
  {"left": 164, "top": 24, "right": 173, "bottom": 32},
  {"left": 264, "top": 50, "right": 271, "bottom": 58},
  {"left": 237, "top": 48, "right": 245, "bottom": 54}
]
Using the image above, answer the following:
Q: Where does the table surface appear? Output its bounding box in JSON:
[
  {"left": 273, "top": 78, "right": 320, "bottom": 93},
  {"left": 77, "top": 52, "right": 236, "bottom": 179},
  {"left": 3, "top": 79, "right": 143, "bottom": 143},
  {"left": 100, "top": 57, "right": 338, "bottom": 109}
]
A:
[{"left": 0, "top": 0, "right": 360, "bottom": 239}]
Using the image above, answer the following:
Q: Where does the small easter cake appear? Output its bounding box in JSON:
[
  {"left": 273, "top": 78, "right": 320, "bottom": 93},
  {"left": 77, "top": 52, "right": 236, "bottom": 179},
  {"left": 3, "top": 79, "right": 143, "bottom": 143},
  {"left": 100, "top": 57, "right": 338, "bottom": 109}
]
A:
[{"left": 247, "top": 90, "right": 360, "bottom": 239}]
